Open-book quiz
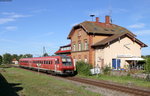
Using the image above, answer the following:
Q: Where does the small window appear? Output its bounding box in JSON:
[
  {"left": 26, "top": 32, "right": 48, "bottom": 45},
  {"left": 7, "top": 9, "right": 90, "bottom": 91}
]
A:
[
  {"left": 84, "top": 55, "right": 87, "bottom": 63},
  {"left": 78, "top": 43, "right": 81, "bottom": 51},
  {"left": 84, "top": 40, "right": 88, "bottom": 50},
  {"left": 73, "top": 44, "right": 76, "bottom": 51},
  {"left": 55, "top": 59, "right": 59, "bottom": 64}
]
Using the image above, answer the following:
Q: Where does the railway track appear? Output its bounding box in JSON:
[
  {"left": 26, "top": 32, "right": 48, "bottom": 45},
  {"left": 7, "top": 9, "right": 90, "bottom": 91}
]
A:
[
  {"left": 65, "top": 77, "right": 150, "bottom": 96},
  {"left": 12, "top": 65, "right": 150, "bottom": 96}
]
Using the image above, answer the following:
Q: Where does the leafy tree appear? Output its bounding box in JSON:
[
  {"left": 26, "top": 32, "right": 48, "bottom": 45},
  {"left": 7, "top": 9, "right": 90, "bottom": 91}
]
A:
[
  {"left": 23, "top": 54, "right": 33, "bottom": 58},
  {"left": 0, "top": 55, "right": 2, "bottom": 65},
  {"left": 3, "top": 53, "right": 12, "bottom": 64},
  {"left": 43, "top": 53, "right": 49, "bottom": 57},
  {"left": 12, "top": 54, "right": 18, "bottom": 61},
  {"left": 19, "top": 54, "right": 23, "bottom": 59}
]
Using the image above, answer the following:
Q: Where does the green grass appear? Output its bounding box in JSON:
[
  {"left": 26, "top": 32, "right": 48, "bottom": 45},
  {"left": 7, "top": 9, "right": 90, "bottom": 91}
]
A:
[
  {"left": 78, "top": 74, "right": 150, "bottom": 88},
  {"left": 0, "top": 67, "right": 100, "bottom": 96}
]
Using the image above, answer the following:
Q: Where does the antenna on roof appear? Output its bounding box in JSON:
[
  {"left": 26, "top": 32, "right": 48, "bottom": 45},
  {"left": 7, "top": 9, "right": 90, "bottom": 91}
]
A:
[
  {"left": 108, "top": 0, "right": 112, "bottom": 16},
  {"left": 108, "top": 0, "right": 113, "bottom": 23},
  {"left": 90, "top": 14, "right": 95, "bottom": 21}
]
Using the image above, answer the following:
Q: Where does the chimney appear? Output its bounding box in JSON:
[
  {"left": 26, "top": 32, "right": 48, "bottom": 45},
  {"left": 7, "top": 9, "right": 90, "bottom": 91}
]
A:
[
  {"left": 95, "top": 17, "right": 99, "bottom": 23},
  {"left": 105, "top": 15, "right": 110, "bottom": 24}
]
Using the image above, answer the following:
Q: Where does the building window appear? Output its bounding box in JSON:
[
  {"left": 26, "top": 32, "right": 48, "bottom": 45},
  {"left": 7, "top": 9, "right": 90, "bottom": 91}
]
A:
[
  {"left": 84, "top": 55, "right": 87, "bottom": 63},
  {"left": 84, "top": 40, "right": 88, "bottom": 50},
  {"left": 78, "top": 55, "right": 81, "bottom": 61},
  {"left": 73, "top": 44, "right": 76, "bottom": 51},
  {"left": 78, "top": 43, "right": 81, "bottom": 51}
]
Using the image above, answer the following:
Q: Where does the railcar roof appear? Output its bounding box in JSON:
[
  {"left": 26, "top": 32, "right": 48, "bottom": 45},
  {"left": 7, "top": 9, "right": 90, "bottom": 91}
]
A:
[{"left": 19, "top": 55, "right": 70, "bottom": 61}]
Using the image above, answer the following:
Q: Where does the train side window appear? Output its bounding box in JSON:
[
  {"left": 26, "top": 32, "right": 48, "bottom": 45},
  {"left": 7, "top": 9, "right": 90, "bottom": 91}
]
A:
[{"left": 55, "top": 59, "right": 59, "bottom": 64}]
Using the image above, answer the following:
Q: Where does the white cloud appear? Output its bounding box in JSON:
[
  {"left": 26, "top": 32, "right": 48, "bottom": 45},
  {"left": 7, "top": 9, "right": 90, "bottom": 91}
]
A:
[
  {"left": 32, "top": 9, "right": 49, "bottom": 13},
  {"left": 0, "top": 18, "right": 15, "bottom": 24},
  {"left": 134, "top": 29, "right": 150, "bottom": 35},
  {"left": 5, "top": 26, "right": 17, "bottom": 31},
  {"left": 0, "top": 12, "right": 31, "bottom": 24},
  {"left": 1, "top": 12, "right": 16, "bottom": 15},
  {"left": 128, "top": 23, "right": 145, "bottom": 28}
]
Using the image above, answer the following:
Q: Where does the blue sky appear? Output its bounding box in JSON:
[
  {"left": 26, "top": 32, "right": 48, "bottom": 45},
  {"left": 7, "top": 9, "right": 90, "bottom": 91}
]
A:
[{"left": 0, "top": 0, "right": 150, "bottom": 56}]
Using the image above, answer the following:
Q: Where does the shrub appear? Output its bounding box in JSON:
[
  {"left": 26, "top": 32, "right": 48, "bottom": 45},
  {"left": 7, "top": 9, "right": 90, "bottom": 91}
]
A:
[
  {"left": 76, "top": 61, "right": 92, "bottom": 76},
  {"left": 145, "top": 58, "right": 150, "bottom": 73},
  {"left": 103, "top": 66, "right": 111, "bottom": 75},
  {"left": 145, "top": 58, "right": 150, "bottom": 81},
  {"left": 146, "top": 74, "right": 150, "bottom": 81}
]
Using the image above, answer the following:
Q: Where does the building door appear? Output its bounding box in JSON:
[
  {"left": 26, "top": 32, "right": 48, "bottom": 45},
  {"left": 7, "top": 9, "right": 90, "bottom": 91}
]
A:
[{"left": 112, "top": 59, "right": 121, "bottom": 70}]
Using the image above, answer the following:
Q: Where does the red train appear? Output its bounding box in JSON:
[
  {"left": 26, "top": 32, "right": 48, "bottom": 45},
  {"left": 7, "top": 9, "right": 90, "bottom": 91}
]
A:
[{"left": 19, "top": 55, "right": 75, "bottom": 75}]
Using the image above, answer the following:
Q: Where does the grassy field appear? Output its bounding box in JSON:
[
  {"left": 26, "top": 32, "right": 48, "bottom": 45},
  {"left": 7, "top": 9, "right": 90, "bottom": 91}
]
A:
[
  {"left": 78, "top": 74, "right": 150, "bottom": 88},
  {"left": 0, "top": 67, "right": 100, "bottom": 96}
]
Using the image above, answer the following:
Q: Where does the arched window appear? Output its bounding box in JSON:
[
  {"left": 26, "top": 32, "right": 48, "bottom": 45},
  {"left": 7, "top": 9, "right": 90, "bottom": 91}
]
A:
[
  {"left": 78, "top": 43, "right": 81, "bottom": 51},
  {"left": 84, "top": 40, "right": 88, "bottom": 50},
  {"left": 73, "top": 44, "right": 76, "bottom": 51}
]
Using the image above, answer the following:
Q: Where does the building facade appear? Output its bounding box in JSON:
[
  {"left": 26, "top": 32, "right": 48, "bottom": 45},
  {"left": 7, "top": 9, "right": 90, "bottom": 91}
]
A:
[{"left": 67, "top": 16, "right": 147, "bottom": 69}]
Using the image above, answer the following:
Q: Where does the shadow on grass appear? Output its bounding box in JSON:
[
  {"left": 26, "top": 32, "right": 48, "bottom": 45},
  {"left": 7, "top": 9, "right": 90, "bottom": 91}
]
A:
[{"left": 0, "top": 73, "right": 23, "bottom": 96}]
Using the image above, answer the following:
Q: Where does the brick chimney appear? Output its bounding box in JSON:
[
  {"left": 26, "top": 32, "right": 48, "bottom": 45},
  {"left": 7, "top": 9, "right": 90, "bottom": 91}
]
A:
[
  {"left": 95, "top": 17, "right": 99, "bottom": 23},
  {"left": 105, "top": 15, "right": 110, "bottom": 24}
]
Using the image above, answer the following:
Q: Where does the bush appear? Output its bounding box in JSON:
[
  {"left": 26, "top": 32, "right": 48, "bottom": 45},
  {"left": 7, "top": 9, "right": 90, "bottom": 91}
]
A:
[
  {"left": 103, "top": 66, "right": 111, "bottom": 75},
  {"left": 76, "top": 61, "right": 92, "bottom": 76},
  {"left": 146, "top": 74, "right": 150, "bottom": 81},
  {"left": 145, "top": 58, "right": 150, "bottom": 73}
]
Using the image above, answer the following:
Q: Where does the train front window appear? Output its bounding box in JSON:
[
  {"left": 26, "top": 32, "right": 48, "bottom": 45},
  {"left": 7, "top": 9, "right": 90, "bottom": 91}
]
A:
[{"left": 62, "top": 57, "right": 72, "bottom": 66}]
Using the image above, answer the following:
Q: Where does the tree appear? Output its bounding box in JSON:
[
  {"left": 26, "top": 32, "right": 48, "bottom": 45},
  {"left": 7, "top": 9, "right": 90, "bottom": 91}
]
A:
[
  {"left": 23, "top": 54, "right": 33, "bottom": 58},
  {"left": 12, "top": 54, "right": 18, "bottom": 61},
  {"left": 19, "top": 54, "right": 23, "bottom": 59},
  {"left": 43, "top": 53, "right": 49, "bottom": 57},
  {"left": 0, "top": 55, "right": 2, "bottom": 65},
  {"left": 3, "top": 53, "right": 12, "bottom": 64}
]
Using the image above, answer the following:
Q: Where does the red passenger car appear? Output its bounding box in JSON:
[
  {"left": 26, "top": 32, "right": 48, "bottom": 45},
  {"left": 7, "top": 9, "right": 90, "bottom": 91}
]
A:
[{"left": 19, "top": 55, "right": 74, "bottom": 75}]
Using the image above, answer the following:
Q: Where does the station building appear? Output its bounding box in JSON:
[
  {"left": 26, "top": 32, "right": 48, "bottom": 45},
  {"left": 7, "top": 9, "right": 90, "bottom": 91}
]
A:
[{"left": 67, "top": 16, "right": 147, "bottom": 70}]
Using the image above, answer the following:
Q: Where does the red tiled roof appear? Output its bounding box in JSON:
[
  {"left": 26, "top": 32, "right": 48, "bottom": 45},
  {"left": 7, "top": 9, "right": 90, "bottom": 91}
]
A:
[
  {"left": 67, "top": 21, "right": 135, "bottom": 39},
  {"left": 92, "top": 32, "right": 147, "bottom": 47},
  {"left": 55, "top": 50, "right": 71, "bottom": 54},
  {"left": 60, "top": 44, "right": 71, "bottom": 48}
]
